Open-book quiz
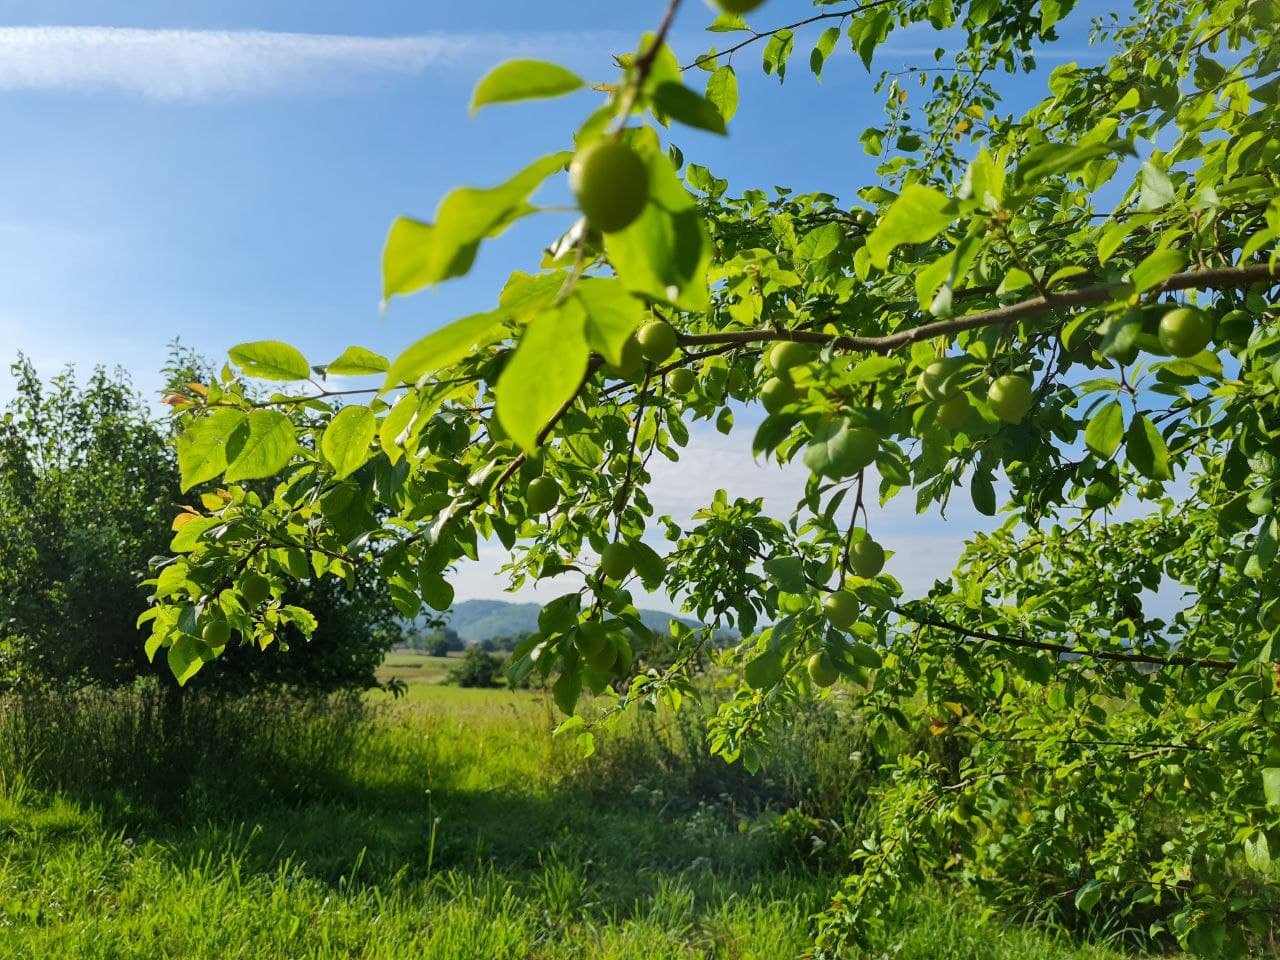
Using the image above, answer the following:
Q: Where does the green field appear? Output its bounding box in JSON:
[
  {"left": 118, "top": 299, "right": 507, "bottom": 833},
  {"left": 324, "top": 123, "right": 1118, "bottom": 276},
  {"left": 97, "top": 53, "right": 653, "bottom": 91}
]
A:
[{"left": 0, "top": 681, "right": 1150, "bottom": 959}]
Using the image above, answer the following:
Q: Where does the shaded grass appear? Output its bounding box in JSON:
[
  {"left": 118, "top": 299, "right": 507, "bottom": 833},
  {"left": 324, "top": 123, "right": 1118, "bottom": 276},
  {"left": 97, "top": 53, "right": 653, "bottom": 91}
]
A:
[{"left": 0, "top": 686, "right": 1157, "bottom": 959}]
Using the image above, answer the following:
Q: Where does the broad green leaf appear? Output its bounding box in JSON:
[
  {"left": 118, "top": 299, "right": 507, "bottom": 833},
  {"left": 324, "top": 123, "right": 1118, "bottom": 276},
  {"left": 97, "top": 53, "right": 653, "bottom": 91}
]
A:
[
  {"left": 379, "top": 391, "right": 419, "bottom": 462},
  {"left": 1129, "top": 248, "right": 1186, "bottom": 293},
  {"left": 420, "top": 571, "right": 454, "bottom": 612},
  {"left": 866, "top": 186, "right": 957, "bottom": 270},
  {"left": 705, "top": 66, "right": 738, "bottom": 122},
  {"left": 553, "top": 667, "right": 581, "bottom": 715},
  {"left": 228, "top": 341, "right": 311, "bottom": 381},
  {"left": 652, "top": 82, "right": 727, "bottom": 135},
  {"left": 176, "top": 408, "right": 248, "bottom": 492},
  {"left": 167, "top": 634, "right": 208, "bottom": 686},
  {"left": 382, "top": 152, "right": 569, "bottom": 300},
  {"left": 1264, "top": 767, "right": 1280, "bottom": 808},
  {"left": 496, "top": 299, "right": 589, "bottom": 453},
  {"left": 573, "top": 278, "right": 644, "bottom": 366},
  {"left": 385, "top": 310, "right": 505, "bottom": 388},
  {"left": 1138, "top": 160, "right": 1175, "bottom": 211},
  {"left": 321, "top": 406, "right": 377, "bottom": 480},
  {"left": 1126, "top": 414, "right": 1172, "bottom": 480},
  {"left": 971, "top": 472, "right": 997, "bottom": 516},
  {"left": 764, "top": 555, "right": 806, "bottom": 593},
  {"left": 1084, "top": 400, "right": 1124, "bottom": 458},
  {"left": 604, "top": 144, "right": 710, "bottom": 311},
  {"left": 325, "top": 345, "right": 389, "bottom": 376},
  {"left": 1074, "top": 880, "right": 1104, "bottom": 914},
  {"left": 224, "top": 410, "right": 296, "bottom": 482},
  {"left": 1244, "top": 831, "right": 1271, "bottom": 872},
  {"left": 469, "top": 59, "right": 583, "bottom": 113}
]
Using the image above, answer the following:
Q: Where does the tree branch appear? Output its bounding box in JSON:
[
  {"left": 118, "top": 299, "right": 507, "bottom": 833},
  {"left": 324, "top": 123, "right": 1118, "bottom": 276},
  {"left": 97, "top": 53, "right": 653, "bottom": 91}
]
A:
[
  {"left": 898, "top": 606, "right": 1237, "bottom": 671},
  {"left": 677, "top": 263, "right": 1280, "bottom": 355}
]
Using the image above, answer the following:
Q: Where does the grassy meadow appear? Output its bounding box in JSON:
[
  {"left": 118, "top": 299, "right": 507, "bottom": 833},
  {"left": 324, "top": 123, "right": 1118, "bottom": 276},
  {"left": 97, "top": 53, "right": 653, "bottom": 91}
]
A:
[{"left": 0, "top": 661, "right": 1155, "bottom": 959}]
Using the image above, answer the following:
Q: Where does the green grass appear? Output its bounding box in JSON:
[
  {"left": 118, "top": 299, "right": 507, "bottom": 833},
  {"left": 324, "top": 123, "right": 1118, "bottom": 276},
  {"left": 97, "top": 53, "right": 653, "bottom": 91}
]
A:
[
  {"left": 0, "top": 685, "right": 1157, "bottom": 959},
  {"left": 375, "top": 650, "right": 457, "bottom": 687}
]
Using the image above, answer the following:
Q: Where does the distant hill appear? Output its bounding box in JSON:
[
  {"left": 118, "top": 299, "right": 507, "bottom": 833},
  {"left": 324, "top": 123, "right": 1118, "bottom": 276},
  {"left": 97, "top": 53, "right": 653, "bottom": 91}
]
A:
[{"left": 418, "top": 599, "right": 703, "bottom": 645}]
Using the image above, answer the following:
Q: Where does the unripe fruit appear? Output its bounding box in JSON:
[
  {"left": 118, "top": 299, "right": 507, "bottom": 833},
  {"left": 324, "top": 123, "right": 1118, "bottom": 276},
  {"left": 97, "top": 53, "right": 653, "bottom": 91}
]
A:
[
  {"left": 666, "top": 368, "right": 696, "bottom": 394},
  {"left": 987, "top": 375, "right": 1034, "bottom": 424},
  {"left": 607, "top": 335, "right": 645, "bottom": 380},
  {"left": 712, "top": 0, "right": 766, "bottom": 14},
  {"left": 807, "top": 652, "right": 839, "bottom": 688},
  {"left": 761, "top": 377, "right": 798, "bottom": 414},
  {"left": 1259, "top": 601, "right": 1280, "bottom": 631},
  {"left": 241, "top": 573, "right": 270, "bottom": 607},
  {"left": 849, "top": 539, "right": 885, "bottom": 578},
  {"left": 600, "top": 542, "right": 634, "bottom": 580},
  {"left": 202, "top": 619, "right": 231, "bottom": 647},
  {"left": 823, "top": 590, "right": 860, "bottom": 630},
  {"left": 823, "top": 425, "right": 879, "bottom": 478},
  {"left": 525, "top": 476, "right": 560, "bottom": 514},
  {"left": 569, "top": 141, "right": 649, "bottom": 233},
  {"left": 918, "top": 358, "right": 961, "bottom": 401},
  {"left": 767, "top": 341, "right": 812, "bottom": 378},
  {"left": 636, "top": 320, "right": 678, "bottom": 363},
  {"left": 1157, "top": 306, "right": 1213, "bottom": 358},
  {"left": 937, "top": 394, "right": 971, "bottom": 430}
]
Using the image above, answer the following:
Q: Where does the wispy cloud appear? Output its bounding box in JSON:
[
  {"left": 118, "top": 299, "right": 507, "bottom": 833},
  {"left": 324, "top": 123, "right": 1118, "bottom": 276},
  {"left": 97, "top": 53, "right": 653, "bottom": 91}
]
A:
[{"left": 0, "top": 26, "right": 618, "bottom": 101}]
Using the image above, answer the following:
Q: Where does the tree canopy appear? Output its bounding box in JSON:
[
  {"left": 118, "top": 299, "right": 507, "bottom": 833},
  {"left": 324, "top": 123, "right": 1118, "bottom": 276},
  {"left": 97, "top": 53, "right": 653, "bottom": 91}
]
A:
[{"left": 143, "top": 0, "right": 1280, "bottom": 953}]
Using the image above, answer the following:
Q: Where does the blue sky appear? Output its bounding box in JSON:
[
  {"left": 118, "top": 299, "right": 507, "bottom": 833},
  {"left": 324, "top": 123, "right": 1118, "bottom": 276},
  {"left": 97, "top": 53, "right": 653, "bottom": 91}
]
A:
[{"left": 0, "top": 0, "right": 1108, "bottom": 605}]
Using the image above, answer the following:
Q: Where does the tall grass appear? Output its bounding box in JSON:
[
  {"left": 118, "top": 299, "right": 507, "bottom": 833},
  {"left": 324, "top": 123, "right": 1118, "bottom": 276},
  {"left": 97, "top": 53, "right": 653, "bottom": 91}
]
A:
[{"left": 0, "top": 684, "right": 1154, "bottom": 959}]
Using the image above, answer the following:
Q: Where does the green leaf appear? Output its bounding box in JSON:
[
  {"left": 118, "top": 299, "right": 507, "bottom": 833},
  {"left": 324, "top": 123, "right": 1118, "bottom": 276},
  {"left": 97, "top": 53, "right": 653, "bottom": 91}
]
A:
[
  {"left": 469, "top": 59, "right": 583, "bottom": 113},
  {"left": 1074, "top": 880, "right": 1104, "bottom": 914},
  {"left": 385, "top": 310, "right": 505, "bottom": 388},
  {"left": 866, "top": 186, "right": 957, "bottom": 270},
  {"left": 167, "top": 634, "right": 208, "bottom": 686},
  {"left": 1084, "top": 400, "right": 1124, "bottom": 458},
  {"left": 176, "top": 408, "right": 248, "bottom": 492},
  {"left": 553, "top": 667, "right": 581, "bottom": 715},
  {"left": 1129, "top": 248, "right": 1186, "bottom": 293},
  {"left": 1126, "top": 414, "right": 1172, "bottom": 480},
  {"left": 652, "top": 82, "right": 727, "bottom": 135},
  {"left": 1264, "top": 767, "right": 1280, "bottom": 807},
  {"left": 382, "top": 153, "right": 569, "bottom": 300},
  {"left": 321, "top": 406, "right": 377, "bottom": 480},
  {"left": 1244, "top": 831, "right": 1271, "bottom": 872},
  {"left": 573, "top": 278, "right": 644, "bottom": 367},
  {"left": 705, "top": 66, "right": 738, "bottom": 123},
  {"left": 325, "top": 346, "right": 390, "bottom": 376},
  {"left": 496, "top": 299, "right": 590, "bottom": 453},
  {"left": 604, "top": 144, "right": 710, "bottom": 311},
  {"left": 1138, "top": 160, "right": 1175, "bottom": 211},
  {"left": 224, "top": 410, "right": 296, "bottom": 482},
  {"left": 971, "top": 472, "right": 997, "bottom": 516},
  {"left": 764, "top": 555, "right": 806, "bottom": 593},
  {"left": 228, "top": 341, "right": 311, "bottom": 381},
  {"left": 419, "top": 571, "right": 454, "bottom": 612}
]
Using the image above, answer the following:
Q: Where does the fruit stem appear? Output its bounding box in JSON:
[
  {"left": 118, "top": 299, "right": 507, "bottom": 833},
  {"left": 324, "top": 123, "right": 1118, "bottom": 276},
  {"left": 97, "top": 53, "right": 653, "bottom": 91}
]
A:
[{"left": 612, "top": 0, "right": 685, "bottom": 133}]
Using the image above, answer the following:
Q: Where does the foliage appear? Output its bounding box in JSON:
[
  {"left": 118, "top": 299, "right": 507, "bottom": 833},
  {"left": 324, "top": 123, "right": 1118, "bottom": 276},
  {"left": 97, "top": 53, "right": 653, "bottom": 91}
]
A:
[
  {"left": 0, "top": 685, "right": 1149, "bottom": 960},
  {"left": 447, "top": 646, "right": 505, "bottom": 688},
  {"left": 0, "top": 354, "right": 404, "bottom": 693},
  {"left": 0, "top": 359, "right": 179, "bottom": 688},
  {"left": 142, "top": 0, "right": 1280, "bottom": 953}
]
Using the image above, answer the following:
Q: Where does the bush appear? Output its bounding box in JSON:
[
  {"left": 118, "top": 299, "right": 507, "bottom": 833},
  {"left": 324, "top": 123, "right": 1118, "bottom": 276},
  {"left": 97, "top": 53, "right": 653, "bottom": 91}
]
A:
[{"left": 447, "top": 647, "right": 505, "bottom": 688}]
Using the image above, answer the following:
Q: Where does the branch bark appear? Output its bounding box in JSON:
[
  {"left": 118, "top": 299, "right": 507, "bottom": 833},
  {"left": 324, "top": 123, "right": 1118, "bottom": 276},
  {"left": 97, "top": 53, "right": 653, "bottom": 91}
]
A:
[
  {"left": 899, "top": 606, "right": 1237, "bottom": 671},
  {"left": 677, "top": 263, "right": 1280, "bottom": 355}
]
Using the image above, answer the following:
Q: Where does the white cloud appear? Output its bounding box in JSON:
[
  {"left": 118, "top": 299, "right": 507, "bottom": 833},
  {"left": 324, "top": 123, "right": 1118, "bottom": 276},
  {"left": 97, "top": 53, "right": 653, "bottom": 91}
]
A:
[{"left": 0, "top": 26, "right": 617, "bottom": 101}]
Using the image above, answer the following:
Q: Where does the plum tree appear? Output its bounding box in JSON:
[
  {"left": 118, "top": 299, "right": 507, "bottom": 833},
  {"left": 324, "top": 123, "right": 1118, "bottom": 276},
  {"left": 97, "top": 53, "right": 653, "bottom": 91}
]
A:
[{"left": 144, "top": 0, "right": 1280, "bottom": 954}]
